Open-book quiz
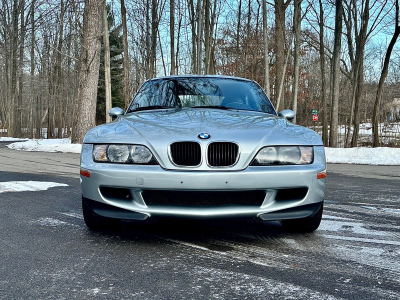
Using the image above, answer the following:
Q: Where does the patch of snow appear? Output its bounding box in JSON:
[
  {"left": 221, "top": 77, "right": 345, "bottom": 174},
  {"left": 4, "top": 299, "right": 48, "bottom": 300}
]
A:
[
  {"left": 325, "top": 147, "right": 400, "bottom": 165},
  {"left": 319, "top": 220, "right": 389, "bottom": 236},
  {"left": 0, "top": 137, "right": 28, "bottom": 141},
  {"left": 322, "top": 234, "right": 400, "bottom": 246},
  {"left": 0, "top": 181, "right": 68, "bottom": 193},
  {"left": 87, "top": 288, "right": 101, "bottom": 296},
  {"left": 6, "top": 138, "right": 81, "bottom": 153},
  {"left": 35, "top": 217, "right": 68, "bottom": 227},
  {"left": 59, "top": 212, "right": 84, "bottom": 219}
]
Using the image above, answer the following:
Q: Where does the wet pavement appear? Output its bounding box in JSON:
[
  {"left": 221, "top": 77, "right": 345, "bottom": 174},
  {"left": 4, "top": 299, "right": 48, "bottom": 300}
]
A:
[{"left": 0, "top": 143, "right": 399, "bottom": 299}]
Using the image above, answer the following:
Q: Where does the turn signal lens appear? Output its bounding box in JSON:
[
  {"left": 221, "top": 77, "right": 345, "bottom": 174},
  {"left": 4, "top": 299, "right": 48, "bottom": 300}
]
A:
[
  {"left": 317, "top": 171, "right": 326, "bottom": 179},
  {"left": 80, "top": 169, "right": 91, "bottom": 178}
]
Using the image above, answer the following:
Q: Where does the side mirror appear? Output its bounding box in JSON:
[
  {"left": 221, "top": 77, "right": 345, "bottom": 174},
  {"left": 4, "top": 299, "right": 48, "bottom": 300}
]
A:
[
  {"left": 108, "top": 107, "right": 125, "bottom": 120},
  {"left": 278, "top": 109, "right": 295, "bottom": 121}
]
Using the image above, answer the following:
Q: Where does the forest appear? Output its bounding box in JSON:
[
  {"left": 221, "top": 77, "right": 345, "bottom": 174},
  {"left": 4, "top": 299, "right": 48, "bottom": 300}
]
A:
[{"left": 0, "top": 0, "right": 399, "bottom": 146}]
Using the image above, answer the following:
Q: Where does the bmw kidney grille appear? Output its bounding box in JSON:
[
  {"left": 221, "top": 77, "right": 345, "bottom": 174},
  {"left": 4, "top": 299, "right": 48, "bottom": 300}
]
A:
[
  {"left": 170, "top": 141, "right": 239, "bottom": 167},
  {"left": 170, "top": 142, "right": 201, "bottom": 166}
]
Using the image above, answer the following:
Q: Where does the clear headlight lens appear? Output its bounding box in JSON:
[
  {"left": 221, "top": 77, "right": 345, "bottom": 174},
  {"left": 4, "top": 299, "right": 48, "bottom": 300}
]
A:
[
  {"left": 130, "top": 145, "right": 153, "bottom": 163},
  {"left": 92, "top": 144, "right": 158, "bottom": 164},
  {"left": 108, "top": 145, "right": 130, "bottom": 163},
  {"left": 251, "top": 146, "right": 313, "bottom": 165}
]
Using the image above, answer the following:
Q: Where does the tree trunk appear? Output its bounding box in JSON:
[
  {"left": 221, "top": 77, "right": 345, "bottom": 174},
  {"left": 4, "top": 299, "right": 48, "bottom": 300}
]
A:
[
  {"left": 236, "top": 0, "right": 242, "bottom": 76},
  {"left": 10, "top": 0, "right": 20, "bottom": 137},
  {"left": 72, "top": 0, "right": 105, "bottom": 144},
  {"left": 244, "top": 0, "right": 251, "bottom": 79},
  {"left": 150, "top": 0, "right": 159, "bottom": 77},
  {"left": 121, "top": 0, "right": 131, "bottom": 109},
  {"left": 262, "top": 0, "right": 270, "bottom": 96},
  {"left": 56, "top": 0, "right": 65, "bottom": 138},
  {"left": 274, "top": 0, "right": 290, "bottom": 111},
  {"left": 30, "top": 0, "right": 36, "bottom": 138},
  {"left": 196, "top": 0, "right": 203, "bottom": 74},
  {"left": 170, "top": 0, "right": 175, "bottom": 75},
  {"left": 17, "top": 0, "right": 26, "bottom": 137},
  {"left": 329, "top": 0, "right": 343, "bottom": 148},
  {"left": 350, "top": 0, "right": 370, "bottom": 148},
  {"left": 373, "top": 0, "right": 400, "bottom": 147},
  {"left": 188, "top": 0, "right": 197, "bottom": 73},
  {"left": 291, "top": 0, "right": 301, "bottom": 124},
  {"left": 207, "top": 0, "right": 218, "bottom": 74},
  {"left": 103, "top": 5, "right": 112, "bottom": 123},
  {"left": 319, "top": 0, "right": 328, "bottom": 145},
  {"left": 204, "top": 0, "right": 210, "bottom": 74}
]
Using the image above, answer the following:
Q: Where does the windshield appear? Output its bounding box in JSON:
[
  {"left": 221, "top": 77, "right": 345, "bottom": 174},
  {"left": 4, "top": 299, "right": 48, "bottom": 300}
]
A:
[{"left": 127, "top": 77, "right": 276, "bottom": 115}]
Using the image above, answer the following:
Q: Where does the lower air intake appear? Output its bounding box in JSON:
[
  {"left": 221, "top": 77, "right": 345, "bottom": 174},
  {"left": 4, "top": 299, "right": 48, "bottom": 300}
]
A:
[{"left": 142, "top": 190, "right": 266, "bottom": 207}]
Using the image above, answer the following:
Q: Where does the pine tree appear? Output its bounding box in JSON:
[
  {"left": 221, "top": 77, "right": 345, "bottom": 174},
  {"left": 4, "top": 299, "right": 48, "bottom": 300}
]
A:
[{"left": 96, "top": 5, "right": 125, "bottom": 124}]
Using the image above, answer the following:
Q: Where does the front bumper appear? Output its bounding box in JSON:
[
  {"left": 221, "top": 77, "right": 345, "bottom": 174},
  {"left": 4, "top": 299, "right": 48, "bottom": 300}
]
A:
[{"left": 80, "top": 144, "right": 326, "bottom": 220}]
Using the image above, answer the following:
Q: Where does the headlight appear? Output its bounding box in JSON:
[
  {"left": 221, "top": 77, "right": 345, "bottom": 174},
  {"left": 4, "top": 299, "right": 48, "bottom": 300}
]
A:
[
  {"left": 250, "top": 146, "right": 313, "bottom": 165},
  {"left": 92, "top": 144, "right": 158, "bottom": 164}
]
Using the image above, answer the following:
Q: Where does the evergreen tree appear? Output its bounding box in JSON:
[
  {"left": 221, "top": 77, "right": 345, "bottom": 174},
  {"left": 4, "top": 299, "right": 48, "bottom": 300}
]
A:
[{"left": 96, "top": 5, "right": 125, "bottom": 124}]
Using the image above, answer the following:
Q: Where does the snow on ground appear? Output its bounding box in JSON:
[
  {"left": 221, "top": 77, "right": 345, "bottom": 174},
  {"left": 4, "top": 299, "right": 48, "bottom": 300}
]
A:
[
  {"left": 0, "top": 137, "right": 29, "bottom": 141},
  {"left": 0, "top": 181, "right": 68, "bottom": 193},
  {"left": 6, "top": 138, "right": 81, "bottom": 153},
  {"left": 325, "top": 147, "right": 400, "bottom": 165},
  {"left": 3, "top": 138, "right": 400, "bottom": 165}
]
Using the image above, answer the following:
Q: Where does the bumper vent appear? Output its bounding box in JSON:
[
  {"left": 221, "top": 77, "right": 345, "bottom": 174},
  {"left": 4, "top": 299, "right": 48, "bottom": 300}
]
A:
[
  {"left": 207, "top": 142, "right": 239, "bottom": 167},
  {"left": 170, "top": 142, "right": 201, "bottom": 166},
  {"left": 142, "top": 190, "right": 266, "bottom": 207}
]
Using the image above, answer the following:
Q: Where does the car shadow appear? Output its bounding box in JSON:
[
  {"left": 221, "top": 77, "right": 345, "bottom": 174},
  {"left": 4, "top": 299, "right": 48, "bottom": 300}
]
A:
[{"left": 87, "top": 217, "right": 316, "bottom": 251}]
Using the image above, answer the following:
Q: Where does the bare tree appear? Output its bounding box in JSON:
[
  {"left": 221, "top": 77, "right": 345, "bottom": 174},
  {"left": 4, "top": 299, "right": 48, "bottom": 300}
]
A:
[
  {"left": 372, "top": 0, "right": 400, "bottom": 147},
  {"left": 318, "top": 0, "right": 328, "bottom": 145},
  {"left": 329, "top": 0, "right": 343, "bottom": 148},
  {"left": 72, "top": 0, "right": 105, "bottom": 144},
  {"left": 292, "top": 0, "right": 301, "bottom": 123},
  {"left": 103, "top": 5, "right": 112, "bottom": 123},
  {"left": 121, "top": 0, "right": 131, "bottom": 108},
  {"left": 170, "top": 0, "right": 176, "bottom": 75},
  {"left": 262, "top": 0, "right": 270, "bottom": 96},
  {"left": 274, "top": 0, "right": 291, "bottom": 111}
]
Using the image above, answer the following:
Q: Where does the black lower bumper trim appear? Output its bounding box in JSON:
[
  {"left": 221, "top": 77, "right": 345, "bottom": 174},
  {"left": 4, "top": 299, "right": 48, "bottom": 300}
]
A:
[
  {"left": 84, "top": 197, "right": 148, "bottom": 221},
  {"left": 258, "top": 202, "right": 323, "bottom": 221}
]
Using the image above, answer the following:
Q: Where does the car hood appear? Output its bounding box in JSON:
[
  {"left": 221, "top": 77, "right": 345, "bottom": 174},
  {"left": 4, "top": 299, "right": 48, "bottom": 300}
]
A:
[{"left": 84, "top": 108, "right": 323, "bottom": 170}]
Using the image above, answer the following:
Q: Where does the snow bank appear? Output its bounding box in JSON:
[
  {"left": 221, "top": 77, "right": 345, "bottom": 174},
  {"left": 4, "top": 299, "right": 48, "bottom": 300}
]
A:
[
  {"left": 4, "top": 138, "right": 400, "bottom": 166},
  {"left": 325, "top": 147, "right": 400, "bottom": 165},
  {"left": 0, "top": 137, "right": 29, "bottom": 141},
  {"left": 6, "top": 138, "right": 81, "bottom": 153},
  {"left": 0, "top": 181, "right": 68, "bottom": 193}
]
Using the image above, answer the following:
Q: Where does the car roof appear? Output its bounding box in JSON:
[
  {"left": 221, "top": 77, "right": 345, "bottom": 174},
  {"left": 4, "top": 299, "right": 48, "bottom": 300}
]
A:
[{"left": 150, "top": 75, "right": 254, "bottom": 82}]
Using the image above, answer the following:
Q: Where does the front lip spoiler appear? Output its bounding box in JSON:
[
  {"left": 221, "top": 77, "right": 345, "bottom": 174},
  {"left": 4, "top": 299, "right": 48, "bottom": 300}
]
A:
[
  {"left": 84, "top": 197, "right": 149, "bottom": 220},
  {"left": 258, "top": 202, "right": 323, "bottom": 221},
  {"left": 84, "top": 196, "right": 323, "bottom": 221}
]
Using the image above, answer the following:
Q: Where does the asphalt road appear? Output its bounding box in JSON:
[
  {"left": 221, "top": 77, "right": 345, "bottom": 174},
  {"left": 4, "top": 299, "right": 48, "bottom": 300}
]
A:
[{"left": 0, "top": 141, "right": 399, "bottom": 299}]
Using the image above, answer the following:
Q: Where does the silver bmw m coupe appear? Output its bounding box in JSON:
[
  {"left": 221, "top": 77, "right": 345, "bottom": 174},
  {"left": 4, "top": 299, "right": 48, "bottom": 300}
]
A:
[{"left": 80, "top": 75, "right": 326, "bottom": 232}]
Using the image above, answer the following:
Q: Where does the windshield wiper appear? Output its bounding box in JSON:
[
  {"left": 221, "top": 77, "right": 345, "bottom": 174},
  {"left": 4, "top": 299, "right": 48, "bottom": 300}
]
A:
[
  {"left": 190, "top": 105, "right": 230, "bottom": 110},
  {"left": 127, "top": 105, "right": 175, "bottom": 113}
]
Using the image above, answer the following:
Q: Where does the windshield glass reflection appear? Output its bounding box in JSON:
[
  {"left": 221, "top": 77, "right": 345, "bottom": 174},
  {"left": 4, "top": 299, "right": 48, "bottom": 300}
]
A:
[{"left": 127, "top": 77, "right": 276, "bottom": 115}]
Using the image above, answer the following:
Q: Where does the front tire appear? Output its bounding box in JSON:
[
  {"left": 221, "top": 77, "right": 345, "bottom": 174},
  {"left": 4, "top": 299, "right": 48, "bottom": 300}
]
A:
[
  {"left": 281, "top": 203, "right": 323, "bottom": 233},
  {"left": 82, "top": 196, "right": 120, "bottom": 230}
]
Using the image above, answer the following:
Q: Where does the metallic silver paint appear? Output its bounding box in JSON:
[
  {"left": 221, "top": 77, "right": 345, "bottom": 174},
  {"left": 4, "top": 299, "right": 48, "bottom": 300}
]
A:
[
  {"left": 84, "top": 109, "right": 323, "bottom": 171},
  {"left": 278, "top": 109, "right": 296, "bottom": 121},
  {"left": 80, "top": 76, "right": 326, "bottom": 220},
  {"left": 108, "top": 107, "right": 125, "bottom": 118},
  {"left": 80, "top": 143, "right": 325, "bottom": 218}
]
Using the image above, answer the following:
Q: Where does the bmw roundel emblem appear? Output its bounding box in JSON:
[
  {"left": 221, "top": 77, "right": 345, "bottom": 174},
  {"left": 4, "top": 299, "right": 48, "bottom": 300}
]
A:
[{"left": 198, "top": 133, "right": 211, "bottom": 140}]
